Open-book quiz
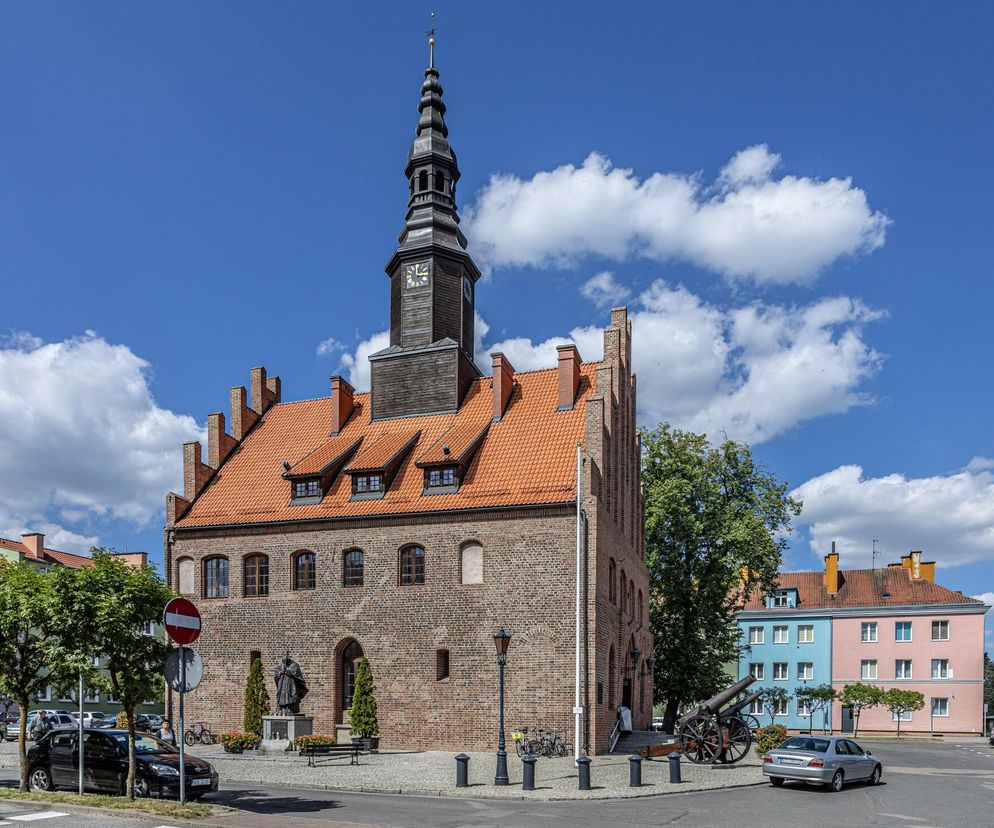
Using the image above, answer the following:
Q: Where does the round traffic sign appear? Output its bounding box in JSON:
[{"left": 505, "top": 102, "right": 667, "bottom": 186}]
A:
[
  {"left": 163, "top": 597, "right": 202, "bottom": 645},
  {"left": 165, "top": 647, "right": 204, "bottom": 693}
]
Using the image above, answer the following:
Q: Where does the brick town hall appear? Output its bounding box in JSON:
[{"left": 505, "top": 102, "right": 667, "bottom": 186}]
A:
[{"left": 164, "top": 50, "right": 651, "bottom": 754}]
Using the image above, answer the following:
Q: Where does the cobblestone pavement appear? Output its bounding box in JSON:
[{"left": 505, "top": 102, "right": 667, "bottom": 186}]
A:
[{"left": 0, "top": 738, "right": 763, "bottom": 800}]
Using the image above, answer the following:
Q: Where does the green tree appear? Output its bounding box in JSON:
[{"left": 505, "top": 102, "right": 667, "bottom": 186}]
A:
[
  {"left": 50, "top": 552, "right": 173, "bottom": 799},
  {"left": 795, "top": 684, "right": 838, "bottom": 734},
  {"left": 760, "top": 687, "right": 792, "bottom": 726},
  {"left": 348, "top": 658, "right": 379, "bottom": 739},
  {"left": 642, "top": 425, "right": 802, "bottom": 732},
  {"left": 0, "top": 561, "right": 74, "bottom": 791},
  {"left": 243, "top": 657, "right": 271, "bottom": 737},
  {"left": 882, "top": 688, "right": 925, "bottom": 738},
  {"left": 839, "top": 683, "right": 884, "bottom": 737}
]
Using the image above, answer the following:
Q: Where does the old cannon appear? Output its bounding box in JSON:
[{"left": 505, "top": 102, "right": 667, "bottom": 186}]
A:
[{"left": 676, "top": 675, "right": 761, "bottom": 764}]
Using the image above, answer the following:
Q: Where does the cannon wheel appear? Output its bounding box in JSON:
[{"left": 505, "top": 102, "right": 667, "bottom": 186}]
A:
[
  {"left": 720, "top": 716, "right": 752, "bottom": 764},
  {"left": 678, "top": 715, "right": 723, "bottom": 764},
  {"left": 741, "top": 714, "right": 761, "bottom": 734}
]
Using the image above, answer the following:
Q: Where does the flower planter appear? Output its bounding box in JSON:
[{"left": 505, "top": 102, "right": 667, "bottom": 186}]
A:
[
  {"left": 223, "top": 744, "right": 243, "bottom": 754},
  {"left": 353, "top": 736, "right": 379, "bottom": 752}
]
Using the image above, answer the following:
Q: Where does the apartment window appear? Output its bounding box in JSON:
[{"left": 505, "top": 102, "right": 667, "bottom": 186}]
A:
[
  {"left": 892, "top": 708, "right": 912, "bottom": 722},
  {"left": 895, "top": 659, "right": 913, "bottom": 680},
  {"left": 861, "top": 659, "right": 878, "bottom": 680},
  {"left": 461, "top": 542, "right": 483, "bottom": 585},
  {"left": 748, "top": 697, "right": 765, "bottom": 716},
  {"left": 773, "top": 662, "right": 789, "bottom": 681},
  {"left": 58, "top": 688, "right": 73, "bottom": 703},
  {"left": 400, "top": 545, "right": 425, "bottom": 585},
  {"left": 436, "top": 649, "right": 450, "bottom": 681},
  {"left": 773, "top": 625, "right": 789, "bottom": 644},
  {"left": 748, "top": 627, "right": 764, "bottom": 645},
  {"left": 797, "top": 698, "right": 812, "bottom": 717},
  {"left": 85, "top": 688, "right": 99, "bottom": 703},
  {"left": 932, "top": 697, "right": 949, "bottom": 717},
  {"left": 89, "top": 656, "right": 101, "bottom": 667},
  {"left": 861, "top": 622, "right": 878, "bottom": 643},
  {"left": 798, "top": 625, "right": 814, "bottom": 644},
  {"left": 243, "top": 554, "right": 270, "bottom": 598},
  {"left": 37, "top": 686, "right": 52, "bottom": 702},
  {"left": 932, "top": 620, "right": 950, "bottom": 641},
  {"left": 203, "top": 557, "right": 229, "bottom": 599},
  {"left": 140, "top": 621, "right": 155, "bottom": 636},
  {"left": 931, "top": 659, "right": 950, "bottom": 679},
  {"left": 772, "top": 591, "right": 790, "bottom": 608},
  {"left": 749, "top": 663, "right": 765, "bottom": 680},
  {"left": 343, "top": 549, "right": 364, "bottom": 587},
  {"left": 895, "top": 621, "right": 913, "bottom": 642},
  {"left": 798, "top": 662, "right": 814, "bottom": 681},
  {"left": 773, "top": 697, "right": 789, "bottom": 716},
  {"left": 293, "top": 551, "right": 316, "bottom": 590}
]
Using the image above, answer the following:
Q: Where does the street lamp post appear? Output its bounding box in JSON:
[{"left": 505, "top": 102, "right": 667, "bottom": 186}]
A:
[{"left": 493, "top": 629, "right": 512, "bottom": 786}]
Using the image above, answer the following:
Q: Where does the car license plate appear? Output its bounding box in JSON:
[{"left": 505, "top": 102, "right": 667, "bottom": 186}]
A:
[
  {"left": 778, "top": 757, "right": 802, "bottom": 765},
  {"left": 191, "top": 777, "right": 211, "bottom": 786}
]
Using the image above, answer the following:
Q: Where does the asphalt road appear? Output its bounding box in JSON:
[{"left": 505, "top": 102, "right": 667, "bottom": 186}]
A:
[{"left": 3, "top": 739, "right": 994, "bottom": 827}]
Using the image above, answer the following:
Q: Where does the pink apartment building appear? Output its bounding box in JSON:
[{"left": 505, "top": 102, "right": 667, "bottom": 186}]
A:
[{"left": 830, "top": 552, "right": 987, "bottom": 735}]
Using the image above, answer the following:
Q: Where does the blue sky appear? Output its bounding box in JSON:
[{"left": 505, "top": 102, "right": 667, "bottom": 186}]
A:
[{"left": 1, "top": 3, "right": 991, "bottom": 642}]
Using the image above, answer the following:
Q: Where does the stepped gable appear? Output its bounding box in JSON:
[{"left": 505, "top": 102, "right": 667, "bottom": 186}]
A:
[
  {"left": 176, "top": 362, "right": 595, "bottom": 528},
  {"left": 744, "top": 567, "right": 981, "bottom": 610}
]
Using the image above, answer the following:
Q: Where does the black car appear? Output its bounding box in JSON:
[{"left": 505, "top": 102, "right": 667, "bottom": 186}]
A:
[{"left": 27, "top": 729, "right": 218, "bottom": 799}]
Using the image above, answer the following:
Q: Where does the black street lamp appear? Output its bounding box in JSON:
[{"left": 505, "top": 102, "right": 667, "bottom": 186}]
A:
[{"left": 493, "top": 628, "right": 512, "bottom": 786}]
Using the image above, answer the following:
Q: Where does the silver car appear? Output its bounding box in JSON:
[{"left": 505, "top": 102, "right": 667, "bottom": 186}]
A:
[{"left": 763, "top": 735, "right": 882, "bottom": 792}]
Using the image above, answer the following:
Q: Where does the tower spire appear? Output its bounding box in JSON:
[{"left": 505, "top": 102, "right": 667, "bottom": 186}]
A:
[{"left": 427, "top": 11, "right": 436, "bottom": 69}]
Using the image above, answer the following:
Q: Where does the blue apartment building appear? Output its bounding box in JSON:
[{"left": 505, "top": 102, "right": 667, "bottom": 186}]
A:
[{"left": 737, "top": 586, "right": 833, "bottom": 731}]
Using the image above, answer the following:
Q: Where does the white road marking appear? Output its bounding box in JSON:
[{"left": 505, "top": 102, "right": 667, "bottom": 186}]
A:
[
  {"left": 878, "top": 815, "right": 927, "bottom": 823},
  {"left": 7, "top": 815, "right": 70, "bottom": 823}
]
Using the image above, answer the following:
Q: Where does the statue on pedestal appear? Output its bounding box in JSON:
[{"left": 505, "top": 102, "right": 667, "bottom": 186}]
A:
[{"left": 274, "top": 651, "right": 308, "bottom": 716}]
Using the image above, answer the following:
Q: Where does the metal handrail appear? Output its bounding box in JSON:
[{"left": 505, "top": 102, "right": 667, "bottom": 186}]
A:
[{"left": 609, "top": 716, "right": 622, "bottom": 752}]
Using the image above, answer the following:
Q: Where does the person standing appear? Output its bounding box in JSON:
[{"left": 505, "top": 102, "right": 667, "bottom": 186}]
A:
[
  {"left": 30, "top": 711, "right": 52, "bottom": 742},
  {"left": 157, "top": 718, "right": 176, "bottom": 746}
]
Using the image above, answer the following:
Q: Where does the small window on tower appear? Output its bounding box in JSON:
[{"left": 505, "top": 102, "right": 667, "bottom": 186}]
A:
[
  {"left": 418, "top": 170, "right": 428, "bottom": 191},
  {"left": 434, "top": 171, "right": 444, "bottom": 192}
]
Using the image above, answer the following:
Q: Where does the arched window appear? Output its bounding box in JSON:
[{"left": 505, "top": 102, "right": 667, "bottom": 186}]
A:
[
  {"left": 400, "top": 545, "right": 425, "bottom": 585},
  {"left": 460, "top": 542, "right": 483, "bottom": 584},
  {"left": 638, "top": 589, "right": 644, "bottom": 627},
  {"left": 620, "top": 569, "right": 627, "bottom": 615},
  {"left": 341, "top": 640, "right": 363, "bottom": 709},
  {"left": 177, "top": 557, "right": 194, "bottom": 596},
  {"left": 608, "top": 558, "right": 616, "bottom": 604},
  {"left": 418, "top": 170, "right": 428, "bottom": 192},
  {"left": 203, "top": 556, "right": 229, "bottom": 599},
  {"left": 434, "top": 171, "right": 444, "bottom": 192},
  {"left": 343, "top": 549, "right": 364, "bottom": 587},
  {"left": 608, "top": 646, "right": 615, "bottom": 708},
  {"left": 293, "top": 551, "right": 316, "bottom": 590},
  {"left": 244, "top": 554, "right": 269, "bottom": 598},
  {"left": 629, "top": 581, "right": 635, "bottom": 619}
]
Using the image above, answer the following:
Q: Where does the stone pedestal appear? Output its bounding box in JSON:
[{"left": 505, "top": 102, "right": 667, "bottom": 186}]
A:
[{"left": 261, "top": 715, "right": 313, "bottom": 753}]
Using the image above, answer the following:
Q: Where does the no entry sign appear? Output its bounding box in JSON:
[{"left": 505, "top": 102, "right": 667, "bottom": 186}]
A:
[{"left": 163, "top": 597, "right": 202, "bottom": 645}]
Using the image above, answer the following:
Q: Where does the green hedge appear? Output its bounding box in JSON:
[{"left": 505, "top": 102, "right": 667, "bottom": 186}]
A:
[{"left": 755, "top": 724, "right": 789, "bottom": 756}]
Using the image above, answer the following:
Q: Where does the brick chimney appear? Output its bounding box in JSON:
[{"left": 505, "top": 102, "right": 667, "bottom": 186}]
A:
[
  {"left": 824, "top": 541, "right": 840, "bottom": 594},
  {"left": 183, "top": 441, "right": 212, "bottom": 501},
  {"left": 490, "top": 353, "right": 516, "bottom": 421},
  {"left": 330, "top": 376, "right": 355, "bottom": 435},
  {"left": 229, "top": 386, "right": 258, "bottom": 440},
  {"left": 556, "top": 344, "right": 582, "bottom": 410},
  {"left": 21, "top": 533, "right": 44, "bottom": 559},
  {"left": 250, "top": 367, "right": 280, "bottom": 414},
  {"left": 207, "top": 412, "right": 237, "bottom": 469}
]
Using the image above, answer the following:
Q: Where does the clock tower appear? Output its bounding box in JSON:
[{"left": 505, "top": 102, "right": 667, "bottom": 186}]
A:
[{"left": 369, "top": 40, "right": 482, "bottom": 420}]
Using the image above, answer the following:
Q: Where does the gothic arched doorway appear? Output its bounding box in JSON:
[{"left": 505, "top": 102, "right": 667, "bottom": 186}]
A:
[
  {"left": 622, "top": 636, "right": 636, "bottom": 709},
  {"left": 340, "top": 640, "right": 364, "bottom": 722}
]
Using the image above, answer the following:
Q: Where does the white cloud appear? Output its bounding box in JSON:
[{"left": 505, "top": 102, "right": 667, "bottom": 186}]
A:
[
  {"left": 971, "top": 592, "right": 994, "bottom": 609},
  {"left": 0, "top": 332, "right": 202, "bottom": 552},
  {"left": 316, "top": 337, "right": 345, "bottom": 357},
  {"left": 463, "top": 146, "right": 889, "bottom": 285},
  {"left": 966, "top": 456, "right": 994, "bottom": 472},
  {"left": 337, "top": 330, "right": 390, "bottom": 391},
  {"left": 791, "top": 464, "right": 994, "bottom": 568},
  {"left": 580, "top": 271, "right": 631, "bottom": 308}
]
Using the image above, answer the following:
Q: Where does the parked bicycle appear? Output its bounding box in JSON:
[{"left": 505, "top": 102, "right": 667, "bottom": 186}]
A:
[
  {"left": 184, "top": 721, "right": 215, "bottom": 746},
  {"left": 511, "top": 727, "right": 568, "bottom": 758}
]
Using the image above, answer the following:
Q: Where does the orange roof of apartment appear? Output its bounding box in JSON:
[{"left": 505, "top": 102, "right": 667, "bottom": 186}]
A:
[
  {"left": 176, "top": 363, "right": 594, "bottom": 528},
  {"left": 0, "top": 537, "right": 94, "bottom": 569},
  {"left": 743, "top": 567, "right": 982, "bottom": 611}
]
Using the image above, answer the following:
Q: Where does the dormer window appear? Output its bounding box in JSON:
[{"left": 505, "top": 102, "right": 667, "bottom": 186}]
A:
[
  {"left": 768, "top": 589, "right": 797, "bottom": 609},
  {"left": 773, "top": 591, "right": 789, "bottom": 607},
  {"left": 354, "top": 474, "right": 383, "bottom": 495},
  {"left": 293, "top": 479, "right": 321, "bottom": 499},
  {"left": 427, "top": 467, "right": 456, "bottom": 487}
]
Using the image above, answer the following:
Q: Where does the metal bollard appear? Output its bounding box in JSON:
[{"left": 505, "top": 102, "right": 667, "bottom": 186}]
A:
[
  {"left": 577, "top": 755, "right": 592, "bottom": 790},
  {"left": 522, "top": 755, "right": 537, "bottom": 791},
  {"left": 668, "top": 750, "right": 682, "bottom": 783},
  {"left": 629, "top": 754, "right": 642, "bottom": 787},
  {"left": 455, "top": 753, "right": 470, "bottom": 788}
]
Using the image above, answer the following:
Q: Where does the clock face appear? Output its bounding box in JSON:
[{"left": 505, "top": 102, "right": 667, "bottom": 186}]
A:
[
  {"left": 463, "top": 277, "right": 472, "bottom": 303},
  {"left": 404, "top": 261, "right": 431, "bottom": 289}
]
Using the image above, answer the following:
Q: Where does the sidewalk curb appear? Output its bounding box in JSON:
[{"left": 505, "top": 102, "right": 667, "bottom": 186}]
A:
[{"left": 0, "top": 796, "right": 224, "bottom": 825}]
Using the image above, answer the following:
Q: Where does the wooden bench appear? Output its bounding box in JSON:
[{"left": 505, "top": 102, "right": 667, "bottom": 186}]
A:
[{"left": 300, "top": 743, "right": 361, "bottom": 766}]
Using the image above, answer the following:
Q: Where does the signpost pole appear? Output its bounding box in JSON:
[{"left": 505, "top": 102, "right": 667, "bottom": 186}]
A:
[
  {"left": 78, "top": 671, "right": 84, "bottom": 795},
  {"left": 179, "top": 644, "right": 186, "bottom": 806}
]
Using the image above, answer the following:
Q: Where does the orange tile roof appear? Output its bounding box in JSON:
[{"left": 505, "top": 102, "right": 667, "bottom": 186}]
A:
[
  {"left": 743, "top": 567, "right": 982, "bottom": 611},
  {"left": 288, "top": 434, "right": 363, "bottom": 476},
  {"left": 345, "top": 431, "right": 421, "bottom": 473},
  {"left": 177, "top": 363, "right": 594, "bottom": 528},
  {"left": 0, "top": 538, "right": 94, "bottom": 569},
  {"left": 416, "top": 419, "right": 490, "bottom": 466}
]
